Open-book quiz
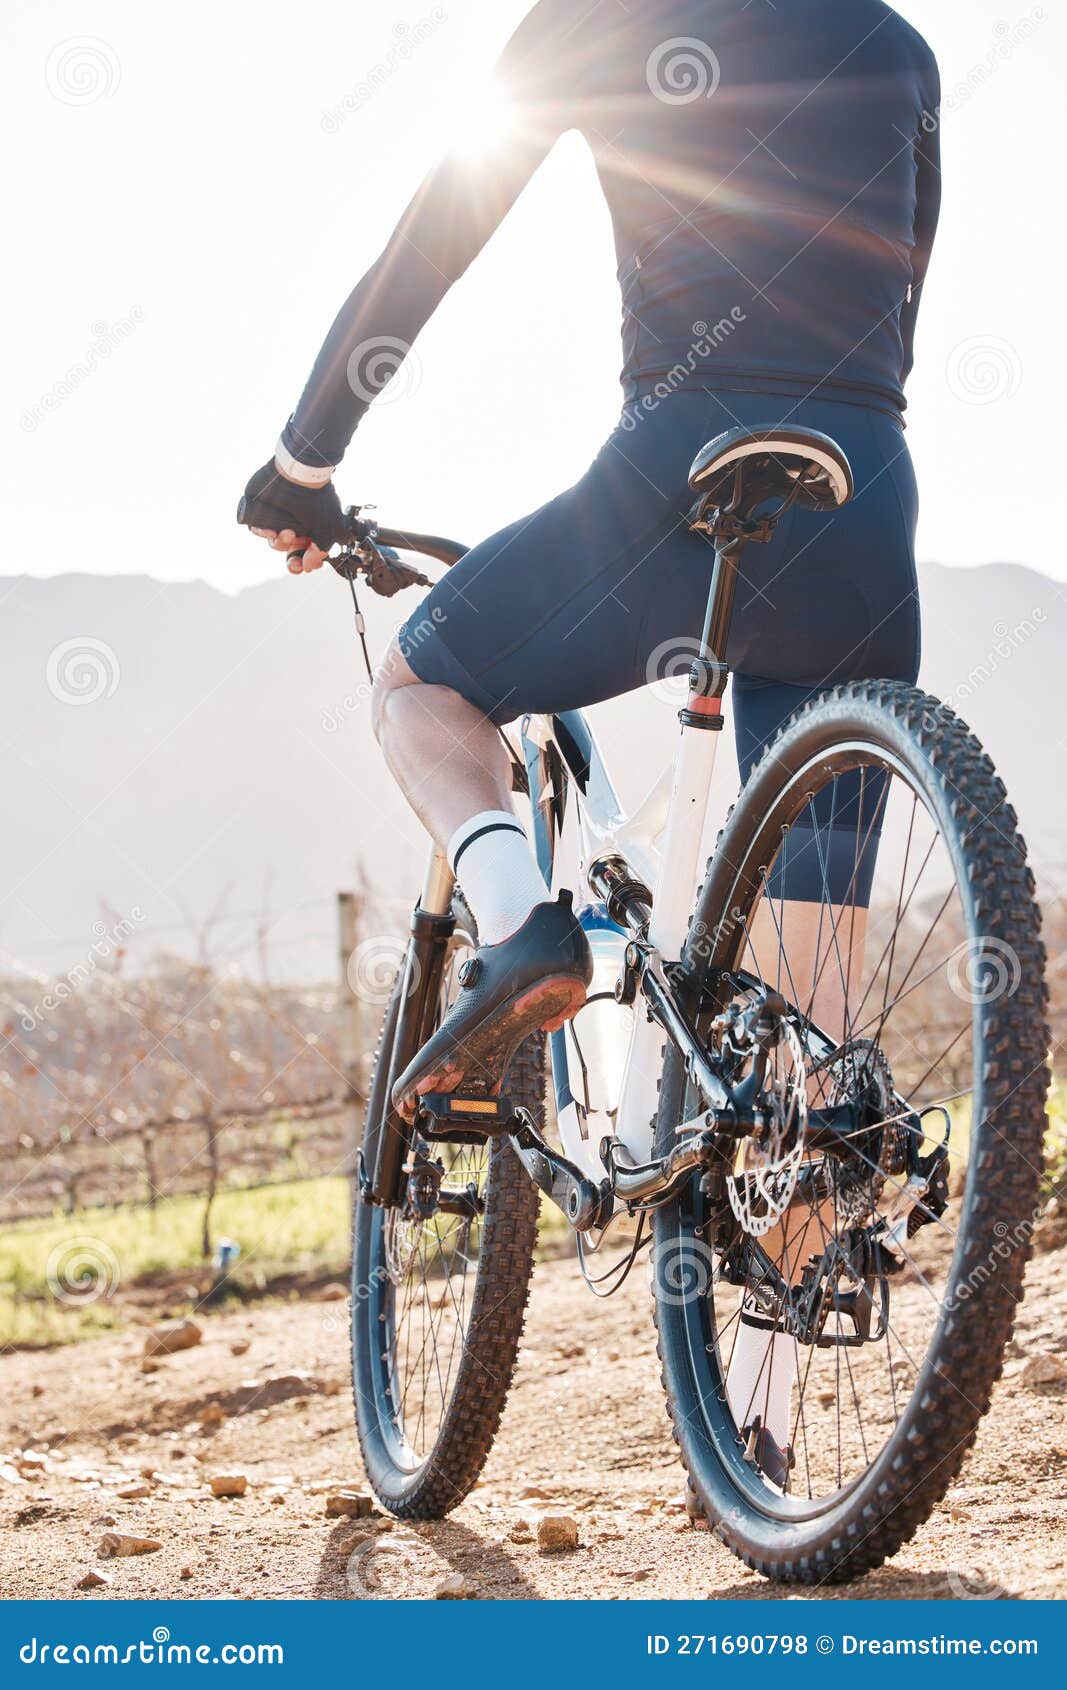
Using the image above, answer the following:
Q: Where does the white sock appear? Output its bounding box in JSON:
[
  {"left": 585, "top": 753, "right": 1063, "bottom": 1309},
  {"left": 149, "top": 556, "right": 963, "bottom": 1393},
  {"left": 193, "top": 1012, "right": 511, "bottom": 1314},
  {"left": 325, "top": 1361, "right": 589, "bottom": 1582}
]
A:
[
  {"left": 447, "top": 810, "right": 550, "bottom": 946},
  {"left": 725, "top": 1301, "right": 798, "bottom": 1456}
]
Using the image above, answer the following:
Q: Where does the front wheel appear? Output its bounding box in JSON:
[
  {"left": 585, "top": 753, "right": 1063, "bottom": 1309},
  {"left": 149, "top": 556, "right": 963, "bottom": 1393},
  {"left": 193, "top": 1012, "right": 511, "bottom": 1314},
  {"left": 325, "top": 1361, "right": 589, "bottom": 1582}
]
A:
[
  {"left": 653, "top": 681, "right": 1049, "bottom": 1583},
  {"left": 351, "top": 918, "right": 543, "bottom": 1518}
]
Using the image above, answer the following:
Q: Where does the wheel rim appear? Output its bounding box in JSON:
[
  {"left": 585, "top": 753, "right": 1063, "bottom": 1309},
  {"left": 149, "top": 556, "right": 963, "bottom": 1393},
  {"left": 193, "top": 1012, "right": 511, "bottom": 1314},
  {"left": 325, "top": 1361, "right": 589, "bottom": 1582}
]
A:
[
  {"left": 360, "top": 932, "right": 492, "bottom": 1473},
  {"left": 659, "top": 731, "right": 1018, "bottom": 1519}
]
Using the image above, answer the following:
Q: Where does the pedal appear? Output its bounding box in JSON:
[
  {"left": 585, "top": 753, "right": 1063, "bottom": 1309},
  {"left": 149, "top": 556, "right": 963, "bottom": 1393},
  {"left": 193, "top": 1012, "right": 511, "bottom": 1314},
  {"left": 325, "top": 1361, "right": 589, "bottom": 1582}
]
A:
[{"left": 416, "top": 1092, "right": 516, "bottom": 1140}]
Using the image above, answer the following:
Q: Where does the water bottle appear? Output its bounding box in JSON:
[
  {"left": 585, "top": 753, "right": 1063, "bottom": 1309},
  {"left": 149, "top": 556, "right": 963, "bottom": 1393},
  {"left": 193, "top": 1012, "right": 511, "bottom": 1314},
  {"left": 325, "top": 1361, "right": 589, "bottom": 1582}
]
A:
[{"left": 569, "top": 903, "right": 632, "bottom": 1133}]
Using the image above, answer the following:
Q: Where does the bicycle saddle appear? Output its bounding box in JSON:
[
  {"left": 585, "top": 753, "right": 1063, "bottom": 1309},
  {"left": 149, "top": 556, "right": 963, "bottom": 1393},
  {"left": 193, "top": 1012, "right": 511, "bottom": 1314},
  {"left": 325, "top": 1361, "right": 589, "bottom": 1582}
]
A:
[{"left": 688, "top": 425, "right": 854, "bottom": 518}]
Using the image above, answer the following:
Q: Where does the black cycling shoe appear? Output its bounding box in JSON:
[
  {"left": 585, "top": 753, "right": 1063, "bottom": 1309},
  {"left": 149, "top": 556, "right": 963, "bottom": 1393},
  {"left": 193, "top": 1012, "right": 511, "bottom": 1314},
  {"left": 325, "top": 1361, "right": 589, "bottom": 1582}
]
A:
[
  {"left": 743, "top": 1416, "right": 796, "bottom": 1492},
  {"left": 392, "top": 892, "right": 592, "bottom": 1115}
]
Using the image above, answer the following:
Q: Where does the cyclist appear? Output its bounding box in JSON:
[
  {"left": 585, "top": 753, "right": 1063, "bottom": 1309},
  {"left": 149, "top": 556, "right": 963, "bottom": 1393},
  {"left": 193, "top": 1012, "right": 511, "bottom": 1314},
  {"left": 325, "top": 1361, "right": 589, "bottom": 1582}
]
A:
[{"left": 238, "top": 0, "right": 940, "bottom": 1321}]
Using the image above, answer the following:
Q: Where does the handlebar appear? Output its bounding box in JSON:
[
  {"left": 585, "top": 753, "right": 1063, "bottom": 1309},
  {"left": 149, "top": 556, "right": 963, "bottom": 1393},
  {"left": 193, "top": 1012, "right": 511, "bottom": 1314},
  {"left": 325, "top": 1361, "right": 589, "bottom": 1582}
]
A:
[{"left": 342, "top": 509, "right": 468, "bottom": 569}]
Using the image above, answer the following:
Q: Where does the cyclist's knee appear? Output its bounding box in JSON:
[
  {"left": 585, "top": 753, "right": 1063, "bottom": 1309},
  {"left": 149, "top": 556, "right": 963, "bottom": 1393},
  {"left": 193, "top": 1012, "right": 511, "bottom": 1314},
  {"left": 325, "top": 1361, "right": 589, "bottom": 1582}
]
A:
[{"left": 371, "top": 640, "right": 420, "bottom": 743}]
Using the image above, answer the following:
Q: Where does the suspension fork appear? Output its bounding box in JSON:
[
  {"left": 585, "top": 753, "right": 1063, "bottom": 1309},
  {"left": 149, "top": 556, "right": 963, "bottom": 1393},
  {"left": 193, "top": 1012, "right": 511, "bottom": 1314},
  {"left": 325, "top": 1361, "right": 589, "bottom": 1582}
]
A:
[{"left": 361, "top": 850, "right": 456, "bottom": 1207}]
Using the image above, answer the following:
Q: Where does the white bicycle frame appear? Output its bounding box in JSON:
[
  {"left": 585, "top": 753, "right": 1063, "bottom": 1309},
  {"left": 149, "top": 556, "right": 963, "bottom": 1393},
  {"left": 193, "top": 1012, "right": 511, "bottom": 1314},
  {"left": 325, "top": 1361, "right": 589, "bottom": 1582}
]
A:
[{"left": 417, "top": 692, "right": 724, "bottom": 1193}]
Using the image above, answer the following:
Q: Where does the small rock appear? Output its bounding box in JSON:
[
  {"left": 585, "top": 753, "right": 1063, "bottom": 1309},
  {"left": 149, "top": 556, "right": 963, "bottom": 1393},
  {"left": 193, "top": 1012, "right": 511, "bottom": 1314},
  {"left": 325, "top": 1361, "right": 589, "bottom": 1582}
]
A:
[
  {"left": 76, "top": 1571, "right": 110, "bottom": 1590},
  {"left": 537, "top": 1515, "right": 579, "bottom": 1554},
  {"left": 325, "top": 1492, "right": 373, "bottom": 1519},
  {"left": 180, "top": 1566, "right": 193, "bottom": 1580},
  {"left": 508, "top": 1517, "right": 533, "bottom": 1543},
  {"left": 313, "top": 1283, "right": 347, "bottom": 1302},
  {"left": 200, "top": 1402, "right": 226, "bottom": 1426},
  {"left": 31, "top": 1384, "right": 44, "bottom": 1398},
  {"left": 322, "top": 1379, "right": 343, "bottom": 1397},
  {"left": 1022, "top": 1353, "right": 1067, "bottom": 1387},
  {"left": 98, "top": 1533, "right": 162, "bottom": 1558},
  {"left": 435, "top": 1573, "right": 478, "bottom": 1599},
  {"left": 140, "top": 1359, "right": 161, "bottom": 1375},
  {"left": 144, "top": 1320, "right": 202, "bottom": 1358},
  {"left": 116, "top": 1484, "right": 152, "bottom": 1500},
  {"left": 209, "top": 1473, "right": 248, "bottom": 1498},
  {"left": 230, "top": 1339, "right": 251, "bottom": 1357},
  {"left": 92, "top": 1514, "right": 117, "bottom": 1527}
]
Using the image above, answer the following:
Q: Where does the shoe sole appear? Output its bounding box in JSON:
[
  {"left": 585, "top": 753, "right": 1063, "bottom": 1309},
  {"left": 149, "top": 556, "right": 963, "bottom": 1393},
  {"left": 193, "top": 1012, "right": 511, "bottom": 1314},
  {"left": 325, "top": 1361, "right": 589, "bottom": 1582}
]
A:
[{"left": 396, "top": 974, "right": 588, "bottom": 1115}]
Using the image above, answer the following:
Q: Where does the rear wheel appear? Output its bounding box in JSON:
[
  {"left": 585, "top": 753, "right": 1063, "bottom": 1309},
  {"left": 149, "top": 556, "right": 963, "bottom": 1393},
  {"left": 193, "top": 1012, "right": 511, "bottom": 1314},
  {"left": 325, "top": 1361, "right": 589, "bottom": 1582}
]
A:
[
  {"left": 653, "top": 682, "right": 1049, "bottom": 1582},
  {"left": 351, "top": 918, "right": 542, "bottom": 1518}
]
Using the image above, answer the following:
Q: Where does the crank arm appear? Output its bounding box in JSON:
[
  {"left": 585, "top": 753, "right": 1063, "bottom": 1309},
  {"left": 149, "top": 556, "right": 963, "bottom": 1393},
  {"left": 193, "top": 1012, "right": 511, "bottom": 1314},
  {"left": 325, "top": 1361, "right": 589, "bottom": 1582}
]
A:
[{"left": 507, "top": 1107, "right": 612, "bottom": 1232}]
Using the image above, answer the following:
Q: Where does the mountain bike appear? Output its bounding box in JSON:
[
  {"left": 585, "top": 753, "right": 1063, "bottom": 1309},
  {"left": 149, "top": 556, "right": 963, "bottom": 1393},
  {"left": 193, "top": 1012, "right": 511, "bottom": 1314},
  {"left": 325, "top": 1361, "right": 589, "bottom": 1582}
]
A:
[{"left": 338, "top": 424, "right": 1049, "bottom": 1584}]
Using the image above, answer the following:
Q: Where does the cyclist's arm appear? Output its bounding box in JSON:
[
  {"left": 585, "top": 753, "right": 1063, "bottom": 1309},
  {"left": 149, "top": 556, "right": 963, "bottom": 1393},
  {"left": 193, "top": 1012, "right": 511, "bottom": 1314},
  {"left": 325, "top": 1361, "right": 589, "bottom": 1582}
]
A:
[
  {"left": 278, "top": 0, "right": 584, "bottom": 481},
  {"left": 900, "top": 65, "right": 942, "bottom": 388}
]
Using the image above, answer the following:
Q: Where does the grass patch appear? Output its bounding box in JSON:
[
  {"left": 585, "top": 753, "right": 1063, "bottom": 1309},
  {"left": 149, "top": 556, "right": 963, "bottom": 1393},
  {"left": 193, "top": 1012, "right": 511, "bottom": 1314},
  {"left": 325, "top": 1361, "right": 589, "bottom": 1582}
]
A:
[{"left": 0, "top": 1176, "right": 353, "bottom": 1350}]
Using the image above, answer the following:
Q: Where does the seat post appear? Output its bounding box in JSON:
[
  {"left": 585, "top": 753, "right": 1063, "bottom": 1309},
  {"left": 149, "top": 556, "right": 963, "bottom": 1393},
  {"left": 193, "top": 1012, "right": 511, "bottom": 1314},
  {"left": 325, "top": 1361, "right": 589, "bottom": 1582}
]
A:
[{"left": 681, "top": 534, "right": 748, "bottom": 732}]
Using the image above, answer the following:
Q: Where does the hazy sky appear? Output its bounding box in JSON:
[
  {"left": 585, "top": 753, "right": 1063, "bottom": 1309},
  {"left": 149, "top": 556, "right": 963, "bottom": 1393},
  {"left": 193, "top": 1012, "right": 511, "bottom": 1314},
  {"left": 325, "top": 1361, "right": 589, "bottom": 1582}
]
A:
[{"left": 6, "top": 0, "right": 1063, "bottom": 588}]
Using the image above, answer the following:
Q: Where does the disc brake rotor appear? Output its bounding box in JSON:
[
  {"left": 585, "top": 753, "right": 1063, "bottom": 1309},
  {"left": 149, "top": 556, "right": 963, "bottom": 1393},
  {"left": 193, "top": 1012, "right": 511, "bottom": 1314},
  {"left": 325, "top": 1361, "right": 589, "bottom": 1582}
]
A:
[{"left": 728, "top": 1019, "right": 809, "bottom": 1237}]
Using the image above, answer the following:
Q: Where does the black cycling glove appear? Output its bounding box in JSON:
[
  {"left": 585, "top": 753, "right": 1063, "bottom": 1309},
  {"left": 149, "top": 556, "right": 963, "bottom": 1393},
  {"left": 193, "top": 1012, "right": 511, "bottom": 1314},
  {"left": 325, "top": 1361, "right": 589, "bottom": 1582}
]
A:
[{"left": 237, "top": 461, "right": 347, "bottom": 550}]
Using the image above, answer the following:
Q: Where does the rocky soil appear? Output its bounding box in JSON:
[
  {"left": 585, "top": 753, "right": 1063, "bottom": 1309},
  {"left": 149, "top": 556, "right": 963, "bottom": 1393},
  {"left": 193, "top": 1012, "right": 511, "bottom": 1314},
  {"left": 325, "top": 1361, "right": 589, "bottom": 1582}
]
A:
[{"left": 2, "top": 1247, "right": 1066, "bottom": 1601}]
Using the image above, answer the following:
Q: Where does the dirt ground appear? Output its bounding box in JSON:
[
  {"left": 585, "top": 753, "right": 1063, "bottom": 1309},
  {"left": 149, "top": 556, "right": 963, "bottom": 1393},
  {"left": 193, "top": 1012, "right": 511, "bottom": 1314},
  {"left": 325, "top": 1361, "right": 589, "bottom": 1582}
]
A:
[{"left": 2, "top": 1244, "right": 1066, "bottom": 1603}]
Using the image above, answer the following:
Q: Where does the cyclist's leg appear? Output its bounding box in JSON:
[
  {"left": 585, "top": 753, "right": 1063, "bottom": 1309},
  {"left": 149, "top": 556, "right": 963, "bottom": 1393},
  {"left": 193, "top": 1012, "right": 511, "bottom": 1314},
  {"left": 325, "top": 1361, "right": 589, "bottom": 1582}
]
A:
[{"left": 715, "top": 403, "right": 920, "bottom": 1466}]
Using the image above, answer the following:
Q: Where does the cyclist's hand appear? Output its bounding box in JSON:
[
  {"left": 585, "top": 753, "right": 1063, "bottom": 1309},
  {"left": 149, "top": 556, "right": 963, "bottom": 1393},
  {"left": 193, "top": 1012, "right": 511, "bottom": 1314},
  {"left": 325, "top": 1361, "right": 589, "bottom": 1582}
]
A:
[{"left": 237, "top": 460, "right": 346, "bottom": 573}]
